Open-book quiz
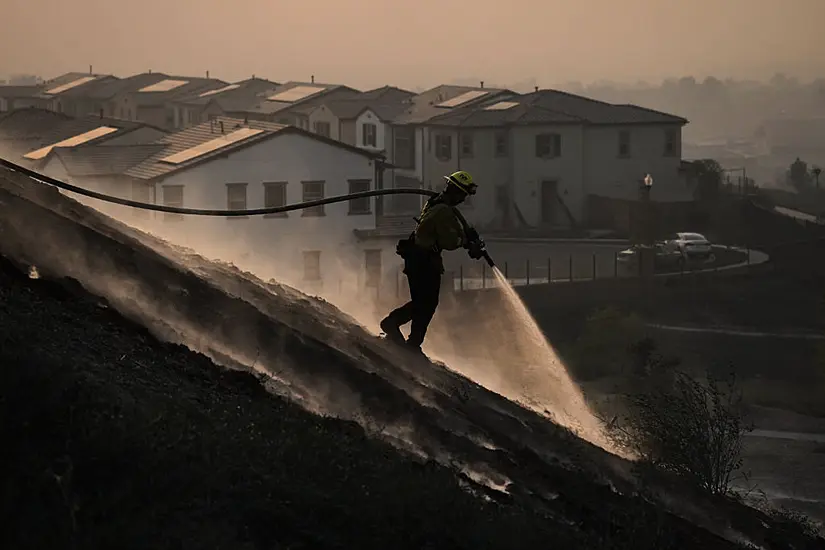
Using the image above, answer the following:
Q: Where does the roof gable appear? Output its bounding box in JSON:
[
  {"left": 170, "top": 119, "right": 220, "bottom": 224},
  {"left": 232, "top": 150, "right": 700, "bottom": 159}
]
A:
[{"left": 125, "top": 116, "right": 382, "bottom": 181}]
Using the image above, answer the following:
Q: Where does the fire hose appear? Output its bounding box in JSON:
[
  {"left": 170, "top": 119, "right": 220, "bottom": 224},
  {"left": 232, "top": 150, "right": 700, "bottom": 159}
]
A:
[{"left": 0, "top": 156, "right": 495, "bottom": 266}]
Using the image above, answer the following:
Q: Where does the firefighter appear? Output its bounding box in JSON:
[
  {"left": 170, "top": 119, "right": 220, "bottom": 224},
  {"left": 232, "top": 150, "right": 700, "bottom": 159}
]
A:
[{"left": 380, "top": 170, "right": 479, "bottom": 352}]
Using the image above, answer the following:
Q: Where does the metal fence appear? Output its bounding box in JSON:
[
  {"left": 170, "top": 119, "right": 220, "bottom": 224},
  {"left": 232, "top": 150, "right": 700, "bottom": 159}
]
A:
[{"left": 441, "top": 246, "right": 756, "bottom": 292}]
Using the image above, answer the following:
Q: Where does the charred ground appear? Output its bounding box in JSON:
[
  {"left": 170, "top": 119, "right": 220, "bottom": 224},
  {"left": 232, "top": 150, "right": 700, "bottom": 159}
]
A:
[{"left": 1, "top": 172, "right": 824, "bottom": 549}]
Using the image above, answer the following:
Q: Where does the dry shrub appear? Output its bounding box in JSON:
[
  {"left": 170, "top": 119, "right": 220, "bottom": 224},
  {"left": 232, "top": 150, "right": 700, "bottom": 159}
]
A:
[{"left": 610, "top": 367, "right": 753, "bottom": 496}]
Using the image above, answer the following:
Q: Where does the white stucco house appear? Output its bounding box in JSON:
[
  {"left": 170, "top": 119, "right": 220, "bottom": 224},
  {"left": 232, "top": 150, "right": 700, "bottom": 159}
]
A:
[
  {"left": 385, "top": 87, "right": 690, "bottom": 232},
  {"left": 38, "top": 116, "right": 402, "bottom": 301}
]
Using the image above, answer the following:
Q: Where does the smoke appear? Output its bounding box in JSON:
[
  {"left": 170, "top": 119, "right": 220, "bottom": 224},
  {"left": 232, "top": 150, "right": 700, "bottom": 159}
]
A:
[{"left": 21, "top": 166, "right": 622, "bottom": 459}]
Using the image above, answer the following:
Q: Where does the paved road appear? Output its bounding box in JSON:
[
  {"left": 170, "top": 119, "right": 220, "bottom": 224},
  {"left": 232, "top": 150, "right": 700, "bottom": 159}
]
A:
[{"left": 647, "top": 323, "right": 825, "bottom": 341}]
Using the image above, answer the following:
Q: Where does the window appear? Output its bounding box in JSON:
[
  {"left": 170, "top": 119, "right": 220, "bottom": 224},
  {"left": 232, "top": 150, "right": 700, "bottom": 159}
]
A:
[
  {"left": 348, "top": 179, "right": 371, "bottom": 215},
  {"left": 362, "top": 123, "right": 377, "bottom": 147},
  {"left": 301, "top": 181, "right": 325, "bottom": 216},
  {"left": 303, "top": 251, "right": 321, "bottom": 281},
  {"left": 494, "top": 131, "right": 508, "bottom": 157},
  {"left": 535, "top": 133, "right": 562, "bottom": 158},
  {"left": 460, "top": 132, "right": 474, "bottom": 157},
  {"left": 226, "top": 183, "right": 248, "bottom": 218},
  {"left": 394, "top": 127, "right": 415, "bottom": 169},
  {"left": 131, "top": 182, "right": 151, "bottom": 219},
  {"left": 263, "top": 181, "right": 288, "bottom": 218},
  {"left": 364, "top": 249, "right": 382, "bottom": 288},
  {"left": 664, "top": 128, "right": 677, "bottom": 156},
  {"left": 162, "top": 185, "right": 183, "bottom": 222},
  {"left": 435, "top": 134, "right": 452, "bottom": 161},
  {"left": 618, "top": 130, "right": 631, "bottom": 157},
  {"left": 313, "top": 121, "right": 331, "bottom": 137}
]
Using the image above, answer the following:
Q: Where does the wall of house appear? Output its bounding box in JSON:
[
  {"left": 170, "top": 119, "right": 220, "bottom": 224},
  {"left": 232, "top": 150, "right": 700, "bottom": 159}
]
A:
[
  {"left": 584, "top": 124, "right": 689, "bottom": 203},
  {"left": 138, "top": 105, "right": 173, "bottom": 129},
  {"left": 107, "top": 93, "right": 137, "bottom": 121},
  {"left": 511, "top": 124, "right": 587, "bottom": 227},
  {"left": 354, "top": 110, "right": 386, "bottom": 151},
  {"left": 146, "top": 132, "right": 382, "bottom": 294},
  {"left": 39, "top": 158, "right": 149, "bottom": 224},
  {"left": 307, "top": 106, "right": 340, "bottom": 140},
  {"left": 340, "top": 119, "right": 357, "bottom": 146}
]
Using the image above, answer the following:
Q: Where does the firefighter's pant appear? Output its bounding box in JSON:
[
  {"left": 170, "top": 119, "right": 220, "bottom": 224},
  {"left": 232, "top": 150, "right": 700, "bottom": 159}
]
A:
[{"left": 385, "top": 266, "right": 442, "bottom": 347}]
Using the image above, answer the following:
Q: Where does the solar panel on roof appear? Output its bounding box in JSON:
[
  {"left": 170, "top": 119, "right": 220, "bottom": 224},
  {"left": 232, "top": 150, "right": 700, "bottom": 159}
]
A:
[
  {"left": 158, "top": 127, "right": 265, "bottom": 165},
  {"left": 435, "top": 90, "right": 489, "bottom": 108},
  {"left": 198, "top": 84, "right": 241, "bottom": 98},
  {"left": 484, "top": 101, "right": 520, "bottom": 111},
  {"left": 45, "top": 76, "right": 97, "bottom": 95},
  {"left": 267, "top": 85, "right": 326, "bottom": 103},
  {"left": 23, "top": 126, "right": 120, "bottom": 160},
  {"left": 138, "top": 79, "right": 189, "bottom": 93}
]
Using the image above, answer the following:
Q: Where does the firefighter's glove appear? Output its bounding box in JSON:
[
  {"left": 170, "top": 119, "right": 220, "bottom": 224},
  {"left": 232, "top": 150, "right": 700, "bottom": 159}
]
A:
[{"left": 467, "top": 239, "right": 485, "bottom": 260}]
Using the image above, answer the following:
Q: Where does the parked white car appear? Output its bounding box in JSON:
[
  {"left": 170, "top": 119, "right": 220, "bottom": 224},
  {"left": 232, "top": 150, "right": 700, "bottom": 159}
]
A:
[{"left": 662, "top": 232, "right": 714, "bottom": 262}]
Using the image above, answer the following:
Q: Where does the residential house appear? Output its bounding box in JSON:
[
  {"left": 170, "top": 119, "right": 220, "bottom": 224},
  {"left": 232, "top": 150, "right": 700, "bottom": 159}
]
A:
[
  {"left": 0, "top": 108, "right": 168, "bottom": 168},
  {"left": 40, "top": 71, "right": 121, "bottom": 117},
  {"left": 42, "top": 116, "right": 392, "bottom": 296},
  {"left": 40, "top": 143, "right": 167, "bottom": 213},
  {"left": 0, "top": 84, "right": 50, "bottom": 112},
  {"left": 238, "top": 80, "right": 361, "bottom": 130},
  {"left": 168, "top": 77, "right": 281, "bottom": 129},
  {"left": 306, "top": 86, "right": 415, "bottom": 150},
  {"left": 103, "top": 73, "right": 229, "bottom": 129},
  {"left": 382, "top": 84, "right": 515, "bottom": 217}
]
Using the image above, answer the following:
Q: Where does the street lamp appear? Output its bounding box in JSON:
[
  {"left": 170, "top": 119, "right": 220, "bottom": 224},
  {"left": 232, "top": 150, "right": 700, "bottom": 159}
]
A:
[{"left": 813, "top": 167, "right": 822, "bottom": 191}]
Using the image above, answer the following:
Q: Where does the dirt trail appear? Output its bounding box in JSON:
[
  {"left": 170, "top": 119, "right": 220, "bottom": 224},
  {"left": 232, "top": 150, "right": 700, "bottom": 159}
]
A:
[{"left": 0, "top": 171, "right": 817, "bottom": 549}]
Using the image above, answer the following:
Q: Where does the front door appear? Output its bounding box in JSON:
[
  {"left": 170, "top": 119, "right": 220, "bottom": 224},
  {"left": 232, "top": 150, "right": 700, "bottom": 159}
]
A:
[{"left": 540, "top": 180, "right": 558, "bottom": 226}]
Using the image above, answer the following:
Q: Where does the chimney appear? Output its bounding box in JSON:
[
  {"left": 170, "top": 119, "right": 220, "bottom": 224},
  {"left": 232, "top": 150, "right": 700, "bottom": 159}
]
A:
[
  {"left": 311, "top": 75, "right": 315, "bottom": 84},
  {"left": 219, "top": 120, "right": 224, "bottom": 134},
  {"left": 480, "top": 81, "right": 484, "bottom": 88},
  {"left": 148, "top": 69, "right": 152, "bottom": 74},
  {"left": 243, "top": 114, "right": 248, "bottom": 125},
  {"left": 252, "top": 74, "right": 256, "bottom": 79},
  {"left": 206, "top": 70, "right": 210, "bottom": 78},
  {"left": 99, "top": 108, "right": 103, "bottom": 119},
  {"left": 535, "top": 86, "right": 539, "bottom": 92},
  {"left": 89, "top": 65, "right": 93, "bottom": 75}
]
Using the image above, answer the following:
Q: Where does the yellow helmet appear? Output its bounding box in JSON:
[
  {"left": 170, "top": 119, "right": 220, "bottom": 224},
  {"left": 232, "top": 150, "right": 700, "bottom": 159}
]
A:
[{"left": 444, "top": 170, "right": 477, "bottom": 196}]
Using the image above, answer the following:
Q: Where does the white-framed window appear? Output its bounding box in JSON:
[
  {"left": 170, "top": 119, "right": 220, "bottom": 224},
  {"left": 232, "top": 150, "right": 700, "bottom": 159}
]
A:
[
  {"left": 303, "top": 250, "right": 321, "bottom": 281},
  {"left": 263, "top": 181, "right": 288, "bottom": 218},
  {"left": 348, "top": 179, "right": 371, "bottom": 215},
  {"left": 301, "top": 181, "right": 325, "bottom": 216},
  {"left": 362, "top": 123, "right": 377, "bottom": 147}
]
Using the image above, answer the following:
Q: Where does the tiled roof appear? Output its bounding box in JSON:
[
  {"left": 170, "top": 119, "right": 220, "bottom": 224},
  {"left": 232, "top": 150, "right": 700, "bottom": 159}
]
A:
[
  {"left": 79, "top": 73, "right": 174, "bottom": 100},
  {"left": 173, "top": 77, "right": 281, "bottom": 107},
  {"left": 0, "top": 110, "right": 163, "bottom": 164},
  {"left": 0, "top": 108, "right": 72, "bottom": 140},
  {"left": 425, "top": 89, "right": 688, "bottom": 128},
  {"left": 49, "top": 144, "right": 167, "bottom": 176},
  {"left": 125, "top": 116, "right": 384, "bottom": 182},
  {"left": 128, "top": 75, "right": 230, "bottom": 107},
  {"left": 322, "top": 87, "right": 415, "bottom": 121},
  {"left": 392, "top": 85, "right": 513, "bottom": 124},
  {"left": 42, "top": 75, "right": 120, "bottom": 98},
  {"left": 242, "top": 82, "right": 361, "bottom": 116}
]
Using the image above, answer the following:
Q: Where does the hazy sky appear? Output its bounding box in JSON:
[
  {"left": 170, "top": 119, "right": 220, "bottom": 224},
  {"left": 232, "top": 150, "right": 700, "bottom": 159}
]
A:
[{"left": 3, "top": 0, "right": 824, "bottom": 89}]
